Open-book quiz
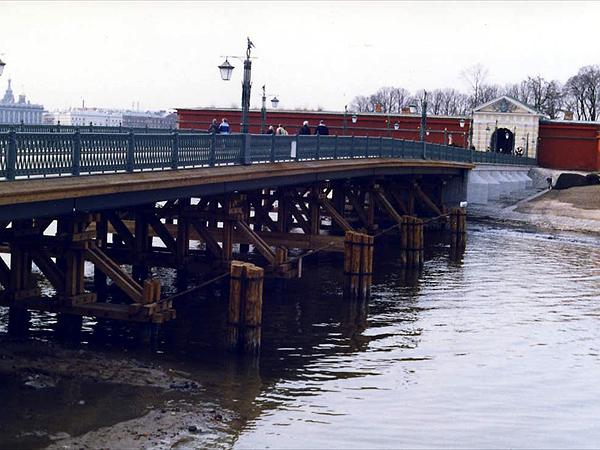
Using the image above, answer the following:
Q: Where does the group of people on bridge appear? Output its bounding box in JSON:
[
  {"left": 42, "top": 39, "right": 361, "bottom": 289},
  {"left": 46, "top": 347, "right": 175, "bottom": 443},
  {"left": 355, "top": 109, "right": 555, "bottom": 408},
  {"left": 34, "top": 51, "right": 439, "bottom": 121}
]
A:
[{"left": 207, "top": 118, "right": 330, "bottom": 136}]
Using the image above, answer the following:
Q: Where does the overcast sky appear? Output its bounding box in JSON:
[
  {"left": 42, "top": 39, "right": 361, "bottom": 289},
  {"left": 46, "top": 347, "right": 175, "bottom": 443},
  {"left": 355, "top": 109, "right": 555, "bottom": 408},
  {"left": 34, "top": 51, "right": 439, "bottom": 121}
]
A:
[{"left": 1, "top": 1, "right": 598, "bottom": 112}]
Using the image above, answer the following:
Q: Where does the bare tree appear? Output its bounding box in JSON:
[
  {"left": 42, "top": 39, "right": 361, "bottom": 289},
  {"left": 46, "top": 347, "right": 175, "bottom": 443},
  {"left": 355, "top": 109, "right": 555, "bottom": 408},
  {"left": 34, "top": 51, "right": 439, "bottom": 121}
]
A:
[
  {"left": 350, "top": 95, "right": 373, "bottom": 113},
  {"left": 564, "top": 65, "right": 600, "bottom": 121},
  {"left": 461, "top": 63, "right": 490, "bottom": 109}
]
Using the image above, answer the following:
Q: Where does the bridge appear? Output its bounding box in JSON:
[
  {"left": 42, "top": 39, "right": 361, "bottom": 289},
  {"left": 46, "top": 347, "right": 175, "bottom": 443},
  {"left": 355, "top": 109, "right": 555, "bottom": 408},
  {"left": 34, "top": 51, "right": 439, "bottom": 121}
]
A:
[{"left": 0, "top": 128, "right": 535, "bottom": 347}]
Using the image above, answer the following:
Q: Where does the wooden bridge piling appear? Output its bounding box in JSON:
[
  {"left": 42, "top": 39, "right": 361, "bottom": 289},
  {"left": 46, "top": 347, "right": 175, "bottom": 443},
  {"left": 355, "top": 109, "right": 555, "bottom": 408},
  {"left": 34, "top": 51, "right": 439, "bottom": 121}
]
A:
[
  {"left": 227, "top": 261, "right": 264, "bottom": 354},
  {"left": 343, "top": 231, "right": 374, "bottom": 301}
]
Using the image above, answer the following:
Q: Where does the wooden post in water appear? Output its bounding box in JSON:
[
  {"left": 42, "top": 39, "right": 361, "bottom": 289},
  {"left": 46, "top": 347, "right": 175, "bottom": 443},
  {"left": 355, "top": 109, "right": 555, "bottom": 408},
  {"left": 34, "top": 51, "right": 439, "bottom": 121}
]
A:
[
  {"left": 450, "top": 207, "right": 467, "bottom": 250},
  {"left": 343, "top": 231, "right": 374, "bottom": 301},
  {"left": 400, "top": 216, "right": 424, "bottom": 268},
  {"left": 227, "top": 261, "right": 264, "bottom": 354}
]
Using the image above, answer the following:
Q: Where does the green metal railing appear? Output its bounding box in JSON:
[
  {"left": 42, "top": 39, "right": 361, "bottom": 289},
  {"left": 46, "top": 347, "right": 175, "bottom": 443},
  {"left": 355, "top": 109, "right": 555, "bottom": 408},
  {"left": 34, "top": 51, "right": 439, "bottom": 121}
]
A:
[{"left": 0, "top": 131, "right": 537, "bottom": 181}]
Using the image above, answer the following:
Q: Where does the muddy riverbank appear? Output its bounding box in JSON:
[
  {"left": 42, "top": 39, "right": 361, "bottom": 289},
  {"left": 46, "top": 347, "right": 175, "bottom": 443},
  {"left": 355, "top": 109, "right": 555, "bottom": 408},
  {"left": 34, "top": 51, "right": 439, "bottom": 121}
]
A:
[{"left": 0, "top": 336, "right": 234, "bottom": 449}]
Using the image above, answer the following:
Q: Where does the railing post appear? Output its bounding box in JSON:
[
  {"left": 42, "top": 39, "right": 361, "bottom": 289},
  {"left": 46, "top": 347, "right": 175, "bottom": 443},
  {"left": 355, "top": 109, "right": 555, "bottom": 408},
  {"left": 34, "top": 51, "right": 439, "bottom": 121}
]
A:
[
  {"left": 315, "top": 134, "right": 320, "bottom": 160},
  {"left": 72, "top": 129, "right": 81, "bottom": 176},
  {"left": 243, "top": 133, "right": 252, "bottom": 165},
  {"left": 171, "top": 130, "right": 179, "bottom": 170},
  {"left": 6, "top": 130, "right": 17, "bottom": 180},
  {"left": 351, "top": 135, "right": 355, "bottom": 159},
  {"left": 379, "top": 136, "right": 383, "bottom": 158},
  {"left": 401, "top": 139, "right": 405, "bottom": 159},
  {"left": 365, "top": 136, "right": 370, "bottom": 158},
  {"left": 270, "top": 134, "right": 275, "bottom": 162},
  {"left": 334, "top": 135, "right": 338, "bottom": 159},
  {"left": 470, "top": 147, "right": 474, "bottom": 163},
  {"left": 209, "top": 134, "right": 216, "bottom": 166},
  {"left": 422, "top": 140, "right": 427, "bottom": 160},
  {"left": 391, "top": 138, "right": 396, "bottom": 158},
  {"left": 126, "top": 131, "right": 135, "bottom": 173}
]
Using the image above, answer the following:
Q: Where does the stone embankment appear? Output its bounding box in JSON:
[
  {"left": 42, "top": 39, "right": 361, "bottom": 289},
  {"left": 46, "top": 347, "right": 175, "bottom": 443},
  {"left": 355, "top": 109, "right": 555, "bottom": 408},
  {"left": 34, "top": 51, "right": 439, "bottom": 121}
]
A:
[{"left": 468, "top": 167, "right": 600, "bottom": 234}]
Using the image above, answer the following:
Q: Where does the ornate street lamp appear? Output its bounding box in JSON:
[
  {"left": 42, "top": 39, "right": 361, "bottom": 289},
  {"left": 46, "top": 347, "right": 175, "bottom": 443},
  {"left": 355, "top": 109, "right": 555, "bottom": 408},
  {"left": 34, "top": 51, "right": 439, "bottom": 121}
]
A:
[
  {"left": 218, "top": 37, "right": 255, "bottom": 133},
  {"left": 260, "top": 85, "right": 280, "bottom": 133},
  {"left": 351, "top": 114, "right": 357, "bottom": 124},
  {"left": 218, "top": 58, "right": 234, "bottom": 81},
  {"left": 0, "top": 58, "right": 5, "bottom": 77},
  {"left": 394, "top": 122, "right": 399, "bottom": 131},
  {"left": 459, "top": 118, "right": 465, "bottom": 128}
]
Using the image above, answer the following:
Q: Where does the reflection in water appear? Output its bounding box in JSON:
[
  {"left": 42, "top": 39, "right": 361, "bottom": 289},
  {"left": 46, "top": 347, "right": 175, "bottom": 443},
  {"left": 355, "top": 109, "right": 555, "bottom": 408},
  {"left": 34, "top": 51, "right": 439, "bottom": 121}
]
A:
[{"left": 1, "top": 224, "right": 600, "bottom": 448}]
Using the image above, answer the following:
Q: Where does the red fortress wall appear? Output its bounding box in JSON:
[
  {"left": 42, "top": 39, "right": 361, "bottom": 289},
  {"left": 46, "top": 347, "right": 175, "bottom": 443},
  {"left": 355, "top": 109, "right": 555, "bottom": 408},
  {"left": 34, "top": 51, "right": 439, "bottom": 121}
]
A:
[
  {"left": 177, "top": 108, "right": 471, "bottom": 147},
  {"left": 537, "top": 121, "right": 600, "bottom": 171},
  {"left": 177, "top": 108, "right": 600, "bottom": 171}
]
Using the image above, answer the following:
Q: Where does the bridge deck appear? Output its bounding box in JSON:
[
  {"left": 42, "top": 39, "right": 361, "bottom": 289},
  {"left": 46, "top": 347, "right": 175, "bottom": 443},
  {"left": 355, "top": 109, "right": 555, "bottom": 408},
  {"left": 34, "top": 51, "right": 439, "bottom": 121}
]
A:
[{"left": 0, "top": 158, "right": 473, "bottom": 218}]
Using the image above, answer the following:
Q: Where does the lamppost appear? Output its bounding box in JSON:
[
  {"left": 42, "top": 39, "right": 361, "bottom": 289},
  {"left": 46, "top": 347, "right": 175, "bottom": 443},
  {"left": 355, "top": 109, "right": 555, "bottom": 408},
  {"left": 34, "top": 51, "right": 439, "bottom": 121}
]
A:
[
  {"left": 218, "top": 37, "right": 255, "bottom": 134},
  {"left": 419, "top": 91, "right": 428, "bottom": 142},
  {"left": 459, "top": 118, "right": 467, "bottom": 148},
  {"left": 485, "top": 125, "right": 491, "bottom": 151},
  {"left": 260, "top": 85, "right": 279, "bottom": 133},
  {"left": 343, "top": 105, "right": 348, "bottom": 135}
]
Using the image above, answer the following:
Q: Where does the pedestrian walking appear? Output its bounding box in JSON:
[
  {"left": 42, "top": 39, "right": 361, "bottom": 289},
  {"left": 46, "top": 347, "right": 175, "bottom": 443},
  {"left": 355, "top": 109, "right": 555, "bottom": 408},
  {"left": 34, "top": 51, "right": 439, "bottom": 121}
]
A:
[
  {"left": 276, "top": 124, "right": 288, "bottom": 135},
  {"left": 315, "top": 120, "right": 329, "bottom": 135},
  {"left": 299, "top": 121, "right": 311, "bottom": 135},
  {"left": 208, "top": 118, "right": 219, "bottom": 134},
  {"left": 266, "top": 125, "right": 275, "bottom": 135},
  {"left": 218, "top": 118, "right": 230, "bottom": 135}
]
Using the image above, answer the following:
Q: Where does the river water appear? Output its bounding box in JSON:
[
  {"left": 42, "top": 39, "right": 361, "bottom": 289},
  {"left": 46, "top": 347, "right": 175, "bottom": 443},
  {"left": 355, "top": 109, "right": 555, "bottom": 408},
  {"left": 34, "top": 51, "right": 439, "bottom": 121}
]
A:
[{"left": 2, "top": 222, "right": 600, "bottom": 448}]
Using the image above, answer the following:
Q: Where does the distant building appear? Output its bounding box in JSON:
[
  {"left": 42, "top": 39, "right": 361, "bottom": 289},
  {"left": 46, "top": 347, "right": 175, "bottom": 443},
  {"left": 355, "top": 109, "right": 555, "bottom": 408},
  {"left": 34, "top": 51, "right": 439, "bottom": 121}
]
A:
[
  {"left": 121, "top": 110, "right": 177, "bottom": 129},
  {"left": 0, "top": 79, "right": 44, "bottom": 124},
  {"left": 43, "top": 108, "right": 177, "bottom": 129},
  {"left": 44, "top": 108, "right": 123, "bottom": 127}
]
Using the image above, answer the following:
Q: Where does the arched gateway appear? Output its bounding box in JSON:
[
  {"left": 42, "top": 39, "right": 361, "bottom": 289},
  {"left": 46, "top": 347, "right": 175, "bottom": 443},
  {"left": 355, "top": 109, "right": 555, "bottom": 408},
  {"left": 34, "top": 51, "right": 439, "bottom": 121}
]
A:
[
  {"left": 472, "top": 96, "right": 546, "bottom": 158},
  {"left": 491, "top": 127, "right": 514, "bottom": 154}
]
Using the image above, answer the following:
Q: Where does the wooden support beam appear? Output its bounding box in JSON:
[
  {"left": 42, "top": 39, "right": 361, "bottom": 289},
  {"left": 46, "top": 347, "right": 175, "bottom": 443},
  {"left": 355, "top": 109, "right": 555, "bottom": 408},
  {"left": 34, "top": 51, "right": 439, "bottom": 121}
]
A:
[
  {"left": 310, "top": 183, "right": 321, "bottom": 235},
  {"left": 29, "top": 248, "right": 66, "bottom": 293},
  {"left": 251, "top": 200, "right": 277, "bottom": 232},
  {"left": 190, "top": 219, "right": 223, "bottom": 259},
  {"left": 234, "top": 220, "right": 276, "bottom": 265},
  {"left": 319, "top": 196, "right": 353, "bottom": 232},
  {"left": 413, "top": 182, "right": 443, "bottom": 217},
  {"left": 176, "top": 197, "right": 191, "bottom": 265},
  {"left": 387, "top": 186, "right": 408, "bottom": 215},
  {"left": 106, "top": 212, "right": 135, "bottom": 248},
  {"left": 289, "top": 204, "right": 311, "bottom": 234},
  {"left": 372, "top": 186, "right": 404, "bottom": 225},
  {"left": 85, "top": 247, "right": 144, "bottom": 304},
  {"left": 147, "top": 214, "right": 178, "bottom": 253},
  {"left": 0, "top": 257, "right": 10, "bottom": 289},
  {"left": 346, "top": 189, "right": 370, "bottom": 228}
]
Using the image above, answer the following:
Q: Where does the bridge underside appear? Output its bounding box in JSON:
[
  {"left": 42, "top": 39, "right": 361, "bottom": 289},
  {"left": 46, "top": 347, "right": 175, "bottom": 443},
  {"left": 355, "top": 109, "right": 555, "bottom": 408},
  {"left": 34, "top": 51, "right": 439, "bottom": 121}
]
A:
[{"left": 0, "top": 159, "right": 470, "bottom": 330}]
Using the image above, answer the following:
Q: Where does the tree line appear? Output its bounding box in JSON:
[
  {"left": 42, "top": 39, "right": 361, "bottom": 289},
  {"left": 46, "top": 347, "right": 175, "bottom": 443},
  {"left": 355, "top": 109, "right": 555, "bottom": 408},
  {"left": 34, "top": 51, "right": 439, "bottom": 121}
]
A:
[{"left": 350, "top": 63, "right": 600, "bottom": 121}]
